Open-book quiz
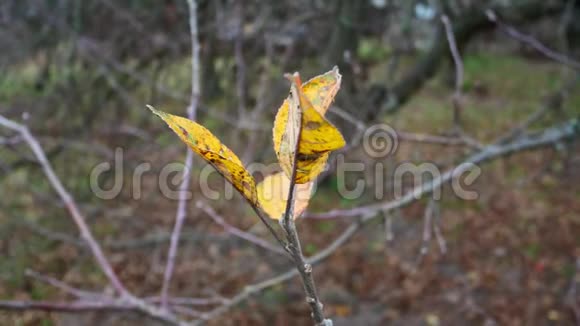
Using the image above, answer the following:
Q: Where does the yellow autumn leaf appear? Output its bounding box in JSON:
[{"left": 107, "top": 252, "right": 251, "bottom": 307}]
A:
[
  {"left": 291, "top": 152, "right": 330, "bottom": 183},
  {"left": 148, "top": 106, "right": 258, "bottom": 205},
  {"left": 257, "top": 172, "right": 314, "bottom": 220},
  {"left": 273, "top": 68, "right": 345, "bottom": 183},
  {"left": 290, "top": 74, "right": 345, "bottom": 155},
  {"left": 301, "top": 66, "right": 342, "bottom": 116}
]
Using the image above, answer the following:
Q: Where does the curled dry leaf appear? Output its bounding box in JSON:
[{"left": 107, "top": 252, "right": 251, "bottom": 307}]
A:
[{"left": 277, "top": 72, "right": 302, "bottom": 180}]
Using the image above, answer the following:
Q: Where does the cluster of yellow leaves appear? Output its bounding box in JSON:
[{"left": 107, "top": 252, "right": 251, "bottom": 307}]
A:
[
  {"left": 273, "top": 69, "right": 345, "bottom": 184},
  {"left": 149, "top": 67, "right": 344, "bottom": 220}
]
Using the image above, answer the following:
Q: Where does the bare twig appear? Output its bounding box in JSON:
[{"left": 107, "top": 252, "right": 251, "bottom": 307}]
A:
[
  {"left": 398, "top": 131, "right": 480, "bottom": 148},
  {"left": 383, "top": 210, "right": 394, "bottom": 244},
  {"left": 0, "top": 114, "right": 189, "bottom": 325},
  {"left": 331, "top": 105, "right": 480, "bottom": 149},
  {"left": 329, "top": 105, "right": 366, "bottom": 131},
  {"left": 486, "top": 9, "right": 580, "bottom": 70},
  {"left": 0, "top": 300, "right": 132, "bottom": 312},
  {"left": 161, "top": 0, "right": 201, "bottom": 309},
  {"left": 414, "top": 197, "right": 446, "bottom": 259},
  {"left": 441, "top": 14, "right": 464, "bottom": 131},
  {"left": 197, "top": 201, "right": 285, "bottom": 254},
  {"left": 146, "top": 296, "right": 228, "bottom": 307},
  {"left": 0, "top": 298, "right": 189, "bottom": 326},
  {"left": 25, "top": 269, "right": 103, "bottom": 300},
  {"left": 307, "top": 119, "right": 579, "bottom": 219},
  {"left": 440, "top": 14, "right": 485, "bottom": 149},
  {"left": 0, "top": 115, "right": 128, "bottom": 297},
  {"left": 432, "top": 202, "right": 447, "bottom": 255},
  {"left": 416, "top": 198, "right": 436, "bottom": 267}
]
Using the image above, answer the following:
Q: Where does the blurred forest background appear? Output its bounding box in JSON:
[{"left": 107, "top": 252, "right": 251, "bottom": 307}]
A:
[{"left": 1, "top": 0, "right": 580, "bottom": 325}]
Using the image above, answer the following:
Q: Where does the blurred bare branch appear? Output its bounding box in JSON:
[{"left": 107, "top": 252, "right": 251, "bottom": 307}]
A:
[
  {"left": 0, "top": 114, "right": 190, "bottom": 325},
  {"left": 197, "top": 201, "right": 285, "bottom": 255},
  {"left": 486, "top": 9, "right": 580, "bottom": 70},
  {"left": 161, "top": 0, "right": 202, "bottom": 310}
]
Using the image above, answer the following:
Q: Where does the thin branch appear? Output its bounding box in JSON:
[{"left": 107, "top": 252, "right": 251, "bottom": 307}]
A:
[
  {"left": 197, "top": 201, "right": 285, "bottom": 254},
  {"left": 146, "top": 296, "right": 228, "bottom": 307},
  {"left": 383, "top": 210, "right": 394, "bottom": 244},
  {"left": 331, "top": 105, "right": 480, "bottom": 148},
  {"left": 329, "top": 105, "right": 366, "bottom": 131},
  {"left": 441, "top": 14, "right": 464, "bottom": 131},
  {"left": 440, "top": 14, "right": 484, "bottom": 149},
  {"left": 0, "top": 115, "right": 128, "bottom": 297},
  {"left": 486, "top": 9, "right": 580, "bottom": 70},
  {"left": 422, "top": 200, "right": 435, "bottom": 250},
  {"left": 307, "top": 119, "right": 579, "bottom": 219},
  {"left": 441, "top": 14, "right": 464, "bottom": 98},
  {"left": 416, "top": 198, "right": 436, "bottom": 267},
  {"left": 0, "top": 298, "right": 189, "bottom": 326},
  {"left": 0, "top": 300, "right": 132, "bottom": 312},
  {"left": 397, "top": 131, "right": 480, "bottom": 148},
  {"left": 0, "top": 114, "right": 189, "bottom": 325},
  {"left": 432, "top": 203, "right": 447, "bottom": 255},
  {"left": 25, "top": 269, "right": 103, "bottom": 300},
  {"left": 161, "top": 0, "right": 201, "bottom": 309}
]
